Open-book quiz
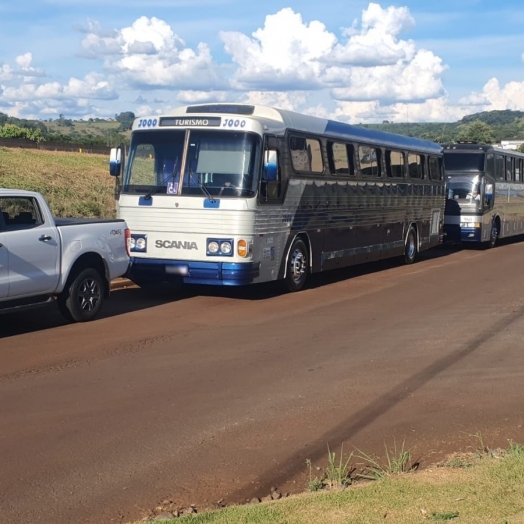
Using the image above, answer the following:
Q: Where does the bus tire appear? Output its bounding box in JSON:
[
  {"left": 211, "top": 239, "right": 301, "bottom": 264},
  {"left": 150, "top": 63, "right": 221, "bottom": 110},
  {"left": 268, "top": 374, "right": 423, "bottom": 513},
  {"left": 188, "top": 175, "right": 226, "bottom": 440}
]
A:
[
  {"left": 285, "top": 238, "right": 308, "bottom": 292},
  {"left": 404, "top": 227, "right": 417, "bottom": 265},
  {"left": 57, "top": 267, "right": 105, "bottom": 322},
  {"left": 488, "top": 221, "right": 498, "bottom": 248}
]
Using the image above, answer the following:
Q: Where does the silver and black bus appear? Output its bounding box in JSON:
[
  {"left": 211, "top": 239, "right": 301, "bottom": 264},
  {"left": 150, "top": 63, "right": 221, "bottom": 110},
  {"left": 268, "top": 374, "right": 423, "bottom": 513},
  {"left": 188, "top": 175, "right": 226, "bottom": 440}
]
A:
[
  {"left": 110, "top": 104, "right": 445, "bottom": 291},
  {"left": 443, "top": 143, "right": 524, "bottom": 247}
]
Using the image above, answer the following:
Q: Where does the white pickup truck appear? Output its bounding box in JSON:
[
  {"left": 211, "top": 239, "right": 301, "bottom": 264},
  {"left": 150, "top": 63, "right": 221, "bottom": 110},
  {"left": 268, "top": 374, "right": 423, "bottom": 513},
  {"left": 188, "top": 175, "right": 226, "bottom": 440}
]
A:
[{"left": 0, "top": 189, "right": 130, "bottom": 322}]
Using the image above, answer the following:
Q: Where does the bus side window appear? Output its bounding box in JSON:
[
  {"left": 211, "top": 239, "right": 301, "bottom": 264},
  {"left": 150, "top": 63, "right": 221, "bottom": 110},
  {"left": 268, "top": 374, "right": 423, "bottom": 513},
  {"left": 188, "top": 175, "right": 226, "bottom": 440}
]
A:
[
  {"left": 408, "top": 153, "right": 424, "bottom": 179},
  {"left": 386, "top": 150, "right": 405, "bottom": 178},
  {"left": 328, "top": 141, "right": 354, "bottom": 176},
  {"left": 428, "top": 156, "right": 442, "bottom": 181},
  {"left": 506, "top": 156, "right": 514, "bottom": 182},
  {"left": 289, "top": 136, "right": 323, "bottom": 174},
  {"left": 359, "top": 145, "right": 380, "bottom": 177},
  {"left": 495, "top": 154, "right": 504, "bottom": 181}
]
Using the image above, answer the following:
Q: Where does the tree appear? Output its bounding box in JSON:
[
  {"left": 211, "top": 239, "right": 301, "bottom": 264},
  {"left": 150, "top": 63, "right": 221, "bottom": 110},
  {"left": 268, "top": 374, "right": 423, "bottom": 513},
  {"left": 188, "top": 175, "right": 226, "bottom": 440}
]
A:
[
  {"left": 0, "top": 123, "right": 44, "bottom": 142},
  {"left": 115, "top": 111, "right": 135, "bottom": 132},
  {"left": 456, "top": 120, "right": 495, "bottom": 144},
  {"left": 518, "top": 144, "right": 524, "bottom": 154}
]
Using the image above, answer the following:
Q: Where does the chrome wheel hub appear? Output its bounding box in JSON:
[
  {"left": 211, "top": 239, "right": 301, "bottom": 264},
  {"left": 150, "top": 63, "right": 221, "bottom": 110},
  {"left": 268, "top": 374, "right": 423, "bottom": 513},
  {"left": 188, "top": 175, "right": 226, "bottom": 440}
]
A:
[{"left": 78, "top": 278, "right": 101, "bottom": 311}]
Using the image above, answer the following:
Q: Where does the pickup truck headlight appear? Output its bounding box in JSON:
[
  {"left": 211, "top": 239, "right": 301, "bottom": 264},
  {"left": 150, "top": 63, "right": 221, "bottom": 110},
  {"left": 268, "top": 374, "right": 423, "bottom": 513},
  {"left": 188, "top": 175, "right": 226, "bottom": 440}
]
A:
[
  {"left": 130, "top": 234, "right": 147, "bottom": 252},
  {"left": 207, "top": 238, "right": 234, "bottom": 256}
]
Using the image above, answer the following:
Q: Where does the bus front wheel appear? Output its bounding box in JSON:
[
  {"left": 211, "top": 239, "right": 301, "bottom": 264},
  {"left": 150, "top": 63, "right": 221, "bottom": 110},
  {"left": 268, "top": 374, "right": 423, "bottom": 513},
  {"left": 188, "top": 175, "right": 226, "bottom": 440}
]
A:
[
  {"left": 488, "top": 221, "right": 498, "bottom": 248},
  {"left": 285, "top": 239, "right": 308, "bottom": 292},
  {"left": 404, "top": 227, "right": 417, "bottom": 265}
]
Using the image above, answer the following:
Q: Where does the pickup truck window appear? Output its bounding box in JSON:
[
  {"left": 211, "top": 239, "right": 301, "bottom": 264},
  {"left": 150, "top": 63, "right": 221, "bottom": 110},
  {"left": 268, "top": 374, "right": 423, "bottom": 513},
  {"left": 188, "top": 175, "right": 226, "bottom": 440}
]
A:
[{"left": 0, "top": 197, "right": 43, "bottom": 231}]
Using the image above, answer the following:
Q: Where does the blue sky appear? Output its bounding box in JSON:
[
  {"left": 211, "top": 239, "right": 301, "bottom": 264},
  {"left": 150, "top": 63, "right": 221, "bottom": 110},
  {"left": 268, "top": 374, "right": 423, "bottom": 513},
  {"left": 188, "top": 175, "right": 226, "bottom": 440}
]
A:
[{"left": 1, "top": 0, "right": 524, "bottom": 123}]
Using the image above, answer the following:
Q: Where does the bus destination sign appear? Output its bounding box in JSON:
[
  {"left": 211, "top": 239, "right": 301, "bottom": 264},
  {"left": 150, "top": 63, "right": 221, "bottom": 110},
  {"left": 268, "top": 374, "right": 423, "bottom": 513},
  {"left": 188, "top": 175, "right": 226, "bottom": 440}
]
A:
[{"left": 159, "top": 117, "right": 222, "bottom": 127}]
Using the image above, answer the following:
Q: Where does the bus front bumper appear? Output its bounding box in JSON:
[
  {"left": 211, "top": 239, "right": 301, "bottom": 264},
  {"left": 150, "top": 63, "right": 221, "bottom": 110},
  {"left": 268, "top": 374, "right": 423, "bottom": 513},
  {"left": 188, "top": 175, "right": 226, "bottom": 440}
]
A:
[
  {"left": 127, "top": 258, "right": 260, "bottom": 286},
  {"left": 444, "top": 224, "right": 482, "bottom": 243}
]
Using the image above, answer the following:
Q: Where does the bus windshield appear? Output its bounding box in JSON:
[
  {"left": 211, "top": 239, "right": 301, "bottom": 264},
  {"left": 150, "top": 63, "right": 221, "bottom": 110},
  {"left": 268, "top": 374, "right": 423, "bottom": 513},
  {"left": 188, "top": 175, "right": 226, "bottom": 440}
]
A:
[
  {"left": 444, "top": 152, "right": 485, "bottom": 172},
  {"left": 446, "top": 174, "right": 482, "bottom": 209},
  {"left": 123, "top": 129, "right": 261, "bottom": 198}
]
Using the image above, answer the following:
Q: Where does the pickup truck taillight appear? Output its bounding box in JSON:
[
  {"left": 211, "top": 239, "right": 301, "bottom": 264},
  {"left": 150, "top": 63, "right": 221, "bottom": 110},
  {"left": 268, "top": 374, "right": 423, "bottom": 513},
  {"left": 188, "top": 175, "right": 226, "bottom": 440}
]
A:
[{"left": 125, "top": 228, "right": 131, "bottom": 257}]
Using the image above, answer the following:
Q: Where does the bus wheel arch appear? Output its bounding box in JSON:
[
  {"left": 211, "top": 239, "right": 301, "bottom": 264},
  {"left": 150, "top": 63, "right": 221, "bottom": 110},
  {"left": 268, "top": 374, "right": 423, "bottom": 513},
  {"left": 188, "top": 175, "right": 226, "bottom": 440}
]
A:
[
  {"left": 284, "top": 233, "right": 311, "bottom": 292},
  {"left": 404, "top": 224, "right": 418, "bottom": 265}
]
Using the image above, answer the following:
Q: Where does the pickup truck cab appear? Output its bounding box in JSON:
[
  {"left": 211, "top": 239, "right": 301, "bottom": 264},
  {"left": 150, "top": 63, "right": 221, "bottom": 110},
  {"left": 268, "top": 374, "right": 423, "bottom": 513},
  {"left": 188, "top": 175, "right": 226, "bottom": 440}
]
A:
[{"left": 0, "top": 189, "right": 130, "bottom": 322}]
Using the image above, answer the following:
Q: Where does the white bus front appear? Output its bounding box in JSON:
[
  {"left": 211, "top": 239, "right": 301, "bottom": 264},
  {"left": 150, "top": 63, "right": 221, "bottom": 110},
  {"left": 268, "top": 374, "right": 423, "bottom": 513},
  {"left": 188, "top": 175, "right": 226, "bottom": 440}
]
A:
[{"left": 111, "top": 116, "right": 266, "bottom": 286}]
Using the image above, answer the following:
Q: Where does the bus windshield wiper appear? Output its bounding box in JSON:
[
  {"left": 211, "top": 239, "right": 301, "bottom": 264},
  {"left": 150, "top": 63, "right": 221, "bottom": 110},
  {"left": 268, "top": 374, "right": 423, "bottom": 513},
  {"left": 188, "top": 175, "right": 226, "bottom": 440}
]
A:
[
  {"left": 143, "top": 157, "right": 179, "bottom": 201},
  {"left": 188, "top": 170, "right": 216, "bottom": 203}
]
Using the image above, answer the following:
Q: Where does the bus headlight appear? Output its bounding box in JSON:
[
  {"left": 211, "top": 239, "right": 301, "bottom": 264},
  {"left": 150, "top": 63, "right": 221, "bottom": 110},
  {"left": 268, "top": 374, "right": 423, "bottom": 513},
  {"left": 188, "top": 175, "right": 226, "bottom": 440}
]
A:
[
  {"left": 129, "top": 234, "right": 147, "bottom": 252},
  {"left": 461, "top": 222, "right": 481, "bottom": 228},
  {"left": 208, "top": 241, "right": 220, "bottom": 254},
  {"left": 207, "top": 238, "right": 234, "bottom": 256},
  {"left": 220, "top": 241, "right": 232, "bottom": 255}
]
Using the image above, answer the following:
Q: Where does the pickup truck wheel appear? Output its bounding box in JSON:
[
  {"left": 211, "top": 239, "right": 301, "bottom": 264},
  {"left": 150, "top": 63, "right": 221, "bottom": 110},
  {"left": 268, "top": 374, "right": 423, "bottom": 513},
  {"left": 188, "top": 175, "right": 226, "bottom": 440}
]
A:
[{"left": 58, "top": 268, "right": 105, "bottom": 322}]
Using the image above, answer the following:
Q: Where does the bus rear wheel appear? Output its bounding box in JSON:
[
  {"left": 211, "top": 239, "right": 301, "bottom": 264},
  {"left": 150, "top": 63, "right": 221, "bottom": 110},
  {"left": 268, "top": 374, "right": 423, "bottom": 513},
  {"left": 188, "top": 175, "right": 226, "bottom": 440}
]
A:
[
  {"left": 285, "top": 239, "right": 308, "bottom": 292},
  {"left": 404, "top": 227, "right": 417, "bottom": 265}
]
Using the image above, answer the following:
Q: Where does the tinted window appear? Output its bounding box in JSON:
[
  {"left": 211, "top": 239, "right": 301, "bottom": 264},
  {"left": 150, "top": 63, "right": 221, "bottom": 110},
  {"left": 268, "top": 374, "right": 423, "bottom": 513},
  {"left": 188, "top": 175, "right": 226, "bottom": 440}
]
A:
[
  {"left": 0, "top": 197, "right": 42, "bottom": 230},
  {"left": 386, "top": 150, "right": 405, "bottom": 178},
  {"left": 408, "top": 153, "right": 424, "bottom": 179},
  {"left": 328, "top": 142, "right": 354, "bottom": 176},
  {"left": 443, "top": 152, "right": 485, "bottom": 172},
  {"left": 495, "top": 154, "right": 504, "bottom": 181},
  {"left": 505, "top": 156, "right": 514, "bottom": 181},
  {"left": 359, "top": 145, "right": 380, "bottom": 177},
  {"left": 429, "top": 156, "right": 441, "bottom": 181},
  {"left": 290, "top": 136, "right": 323, "bottom": 173}
]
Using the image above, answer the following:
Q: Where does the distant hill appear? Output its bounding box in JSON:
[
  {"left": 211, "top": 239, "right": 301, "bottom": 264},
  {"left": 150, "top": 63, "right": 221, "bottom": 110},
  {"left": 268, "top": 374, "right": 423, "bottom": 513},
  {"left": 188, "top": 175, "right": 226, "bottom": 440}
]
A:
[
  {"left": 364, "top": 110, "right": 524, "bottom": 143},
  {"left": 2, "top": 109, "right": 524, "bottom": 146},
  {"left": 459, "top": 109, "right": 524, "bottom": 126}
]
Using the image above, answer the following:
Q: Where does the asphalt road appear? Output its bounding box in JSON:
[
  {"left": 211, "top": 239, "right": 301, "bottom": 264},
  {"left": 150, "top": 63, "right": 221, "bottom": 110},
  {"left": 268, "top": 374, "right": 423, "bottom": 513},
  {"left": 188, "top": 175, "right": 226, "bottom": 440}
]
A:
[{"left": 2, "top": 240, "right": 524, "bottom": 523}]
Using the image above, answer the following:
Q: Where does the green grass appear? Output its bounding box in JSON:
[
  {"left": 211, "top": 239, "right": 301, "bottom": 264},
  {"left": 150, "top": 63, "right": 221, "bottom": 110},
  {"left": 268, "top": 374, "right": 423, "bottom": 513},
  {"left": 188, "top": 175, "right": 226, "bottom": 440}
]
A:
[
  {"left": 134, "top": 449, "right": 524, "bottom": 523},
  {"left": 0, "top": 147, "right": 117, "bottom": 218}
]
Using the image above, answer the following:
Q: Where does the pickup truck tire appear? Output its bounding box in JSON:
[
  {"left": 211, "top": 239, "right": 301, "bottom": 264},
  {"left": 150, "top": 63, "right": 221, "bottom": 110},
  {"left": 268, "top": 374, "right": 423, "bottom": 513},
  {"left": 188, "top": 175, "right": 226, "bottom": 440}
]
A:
[{"left": 57, "top": 268, "right": 105, "bottom": 322}]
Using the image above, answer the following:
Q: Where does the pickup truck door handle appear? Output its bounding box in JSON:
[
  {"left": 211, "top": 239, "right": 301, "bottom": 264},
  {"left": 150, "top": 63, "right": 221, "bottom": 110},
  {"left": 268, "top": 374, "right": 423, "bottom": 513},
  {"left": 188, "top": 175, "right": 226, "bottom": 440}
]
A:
[{"left": 39, "top": 235, "right": 52, "bottom": 242}]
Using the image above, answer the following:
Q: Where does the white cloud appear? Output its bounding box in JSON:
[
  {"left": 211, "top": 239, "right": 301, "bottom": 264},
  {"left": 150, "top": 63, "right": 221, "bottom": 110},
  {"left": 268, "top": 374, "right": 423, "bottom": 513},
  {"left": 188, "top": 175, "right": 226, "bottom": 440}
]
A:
[
  {"left": 240, "top": 91, "right": 308, "bottom": 111},
  {"left": 0, "top": 64, "right": 14, "bottom": 82},
  {"left": 330, "top": 49, "right": 446, "bottom": 102},
  {"left": 81, "top": 16, "right": 226, "bottom": 90},
  {"left": 220, "top": 8, "right": 337, "bottom": 90},
  {"left": 333, "top": 3, "right": 416, "bottom": 66},
  {"left": 329, "top": 97, "right": 471, "bottom": 124},
  {"left": 176, "top": 90, "right": 230, "bottom": 104},
  {"left": 1, "top": 72, "right": 116, "bottom": 102},
  {"left": 459, "top": 77, "right": 524, "bottom": 111},
  {"left": 220, "top": 4, "right": 446, "bottom": 107},
  {"left": 0, "top": 53, "right": 44, "bottom": 81}
]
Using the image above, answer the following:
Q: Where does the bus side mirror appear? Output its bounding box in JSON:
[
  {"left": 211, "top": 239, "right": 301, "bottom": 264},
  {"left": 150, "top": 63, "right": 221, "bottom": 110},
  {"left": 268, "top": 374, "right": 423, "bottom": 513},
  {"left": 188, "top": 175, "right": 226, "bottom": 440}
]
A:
[
  {"left": 109, "top": 147, "right": 122, "bottom": 177},
  {"left": 263, "top": 150, "right": 278, "bottom": 181}
]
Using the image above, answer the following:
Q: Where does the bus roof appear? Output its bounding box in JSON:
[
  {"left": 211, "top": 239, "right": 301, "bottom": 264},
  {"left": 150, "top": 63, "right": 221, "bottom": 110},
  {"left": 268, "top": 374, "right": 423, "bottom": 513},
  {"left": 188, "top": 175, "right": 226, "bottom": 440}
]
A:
[
  {"left": 442, "top": 142, "right": 524, "bottom": 158},
  {"left": 138, "top": 103, "right": 443, "bottom": 155}
]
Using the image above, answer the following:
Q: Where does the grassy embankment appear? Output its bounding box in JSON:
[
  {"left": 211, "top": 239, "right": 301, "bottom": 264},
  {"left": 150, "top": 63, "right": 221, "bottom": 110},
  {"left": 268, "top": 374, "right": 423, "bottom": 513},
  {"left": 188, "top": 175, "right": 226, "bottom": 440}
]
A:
[
  {"left": 0, "top": 146, "right": 116, "bottom": 218},
  {"left": 138, "top": 445, "right": 524, "bottom": 523}
]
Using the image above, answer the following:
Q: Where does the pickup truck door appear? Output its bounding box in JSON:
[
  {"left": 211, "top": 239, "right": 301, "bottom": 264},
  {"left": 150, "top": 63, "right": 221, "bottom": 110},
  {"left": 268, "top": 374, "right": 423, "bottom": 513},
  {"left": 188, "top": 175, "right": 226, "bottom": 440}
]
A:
[
  {"left": 0, "top": 232, "right": 7, "bottom": 298},
  {"left": 0, "top": 196, "right": 60, "bottom": 297}
]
